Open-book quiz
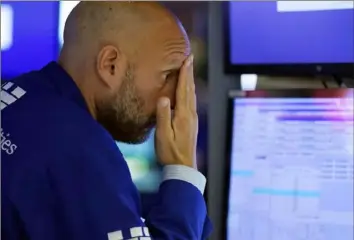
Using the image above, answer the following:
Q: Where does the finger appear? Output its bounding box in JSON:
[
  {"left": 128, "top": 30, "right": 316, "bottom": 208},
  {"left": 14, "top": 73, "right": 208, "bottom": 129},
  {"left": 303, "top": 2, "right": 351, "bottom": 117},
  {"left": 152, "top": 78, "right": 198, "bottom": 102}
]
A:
[
  {"left": 190, "top": 90, "right": 197, "bottom": 113},
  {"left": 188, "top": 62, "right": 197, "bottom": 113},
  {"left": 155, "top": 97, "right": 172, "bottom": 138},
  {"left": 175, "top": 55, "right": 193, "bottom": 112}
]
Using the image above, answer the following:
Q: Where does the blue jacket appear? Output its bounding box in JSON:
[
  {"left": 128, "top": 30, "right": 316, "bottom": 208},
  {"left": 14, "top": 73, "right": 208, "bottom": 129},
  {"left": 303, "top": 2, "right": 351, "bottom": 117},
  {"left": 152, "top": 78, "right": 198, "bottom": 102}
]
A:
[{"left": 1, "top": 62, "right": 212, "bottom": 240}]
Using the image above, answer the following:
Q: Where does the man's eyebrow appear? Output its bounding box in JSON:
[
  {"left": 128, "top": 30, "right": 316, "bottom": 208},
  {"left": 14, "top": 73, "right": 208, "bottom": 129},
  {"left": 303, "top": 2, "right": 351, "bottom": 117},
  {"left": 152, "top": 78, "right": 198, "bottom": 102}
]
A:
[
  {"left": 169, "top": 58, "right": 183, "bottom": 67},
  {"left": 161, "top": 58, "right": 183, "bottom": 71}
]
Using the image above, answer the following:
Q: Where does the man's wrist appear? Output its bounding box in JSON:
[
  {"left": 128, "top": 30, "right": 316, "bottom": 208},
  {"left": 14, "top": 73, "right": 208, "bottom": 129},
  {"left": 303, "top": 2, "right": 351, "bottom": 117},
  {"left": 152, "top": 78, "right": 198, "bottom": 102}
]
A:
[{"left": 162, "top": 164, "right": 206, "bottom": 194}]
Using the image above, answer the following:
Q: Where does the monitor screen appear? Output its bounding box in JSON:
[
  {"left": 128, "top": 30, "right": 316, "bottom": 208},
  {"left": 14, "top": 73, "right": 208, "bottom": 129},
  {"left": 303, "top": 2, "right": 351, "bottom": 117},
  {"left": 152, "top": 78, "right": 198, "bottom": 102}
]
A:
[
  {"left": 226, "top": 89, "right": 353, "bottom": 240},
  {"left": 1, "top": 2, "right": 59, "bottom": 78},
  {"left": 228, "top": 1, "right": 354, "bottom": 65}
]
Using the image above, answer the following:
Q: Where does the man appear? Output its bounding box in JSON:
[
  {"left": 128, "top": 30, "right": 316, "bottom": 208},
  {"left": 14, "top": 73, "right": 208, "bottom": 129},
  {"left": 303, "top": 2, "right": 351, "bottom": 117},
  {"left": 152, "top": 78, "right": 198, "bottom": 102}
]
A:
[{"left": 1, "top": 2, "right": 212, "bottom": 240}]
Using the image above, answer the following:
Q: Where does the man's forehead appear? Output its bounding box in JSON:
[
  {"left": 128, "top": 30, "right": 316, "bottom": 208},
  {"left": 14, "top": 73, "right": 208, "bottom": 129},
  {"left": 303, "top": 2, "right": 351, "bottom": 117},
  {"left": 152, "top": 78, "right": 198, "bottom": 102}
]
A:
[
  {"left": 163, "top": 37, "right": 190, "bottom": 52},
  {"left": 136, "top": 17, "right": 190, "bottom": 68},
  {"left": 160, "top": 37, "right": 191, "bottom": 67}
]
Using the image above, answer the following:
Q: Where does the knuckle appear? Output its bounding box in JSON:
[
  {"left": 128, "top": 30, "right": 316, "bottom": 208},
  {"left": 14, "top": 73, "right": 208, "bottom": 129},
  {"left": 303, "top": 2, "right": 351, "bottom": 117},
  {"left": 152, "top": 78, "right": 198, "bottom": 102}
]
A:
[
  {"left": 175, "top": 115, "right": 189, "bottom": 125},
  {"left": 174, "top": 110, "right": 198, "bottom": 127}
]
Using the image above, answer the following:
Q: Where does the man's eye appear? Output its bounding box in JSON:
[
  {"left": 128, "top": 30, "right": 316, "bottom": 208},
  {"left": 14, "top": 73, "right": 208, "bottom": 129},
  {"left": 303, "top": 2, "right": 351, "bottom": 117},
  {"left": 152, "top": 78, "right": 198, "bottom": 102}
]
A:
[
  {"left": 162, "top": 72, "right": 171, "bottom": 80},
  {"left": 162, "top": 70, "right": 179, "bottom": 82}
]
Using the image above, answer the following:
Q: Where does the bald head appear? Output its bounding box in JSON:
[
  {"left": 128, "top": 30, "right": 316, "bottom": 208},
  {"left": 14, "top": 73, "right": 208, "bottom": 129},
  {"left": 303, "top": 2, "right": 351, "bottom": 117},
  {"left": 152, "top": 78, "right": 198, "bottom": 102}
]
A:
[
  {"left": 59, "top": 1, "right": 191, "bottom": 144},
  {"left": 61, "top": 2, "right": 186, "bottom": 58}
]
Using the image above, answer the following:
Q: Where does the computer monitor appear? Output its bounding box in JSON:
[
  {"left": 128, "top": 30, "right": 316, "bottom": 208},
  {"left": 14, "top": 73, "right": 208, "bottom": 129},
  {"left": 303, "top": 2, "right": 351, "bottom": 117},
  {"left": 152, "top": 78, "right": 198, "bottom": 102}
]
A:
[
  {"left": 225, "top": 89, "right": 353, "bottom": 240},
  {"left": 224, "top": 1, "right": 354, "bottom": 76},
  {"left": 1, "top": 1, "right": 59, "bottom": 79}
]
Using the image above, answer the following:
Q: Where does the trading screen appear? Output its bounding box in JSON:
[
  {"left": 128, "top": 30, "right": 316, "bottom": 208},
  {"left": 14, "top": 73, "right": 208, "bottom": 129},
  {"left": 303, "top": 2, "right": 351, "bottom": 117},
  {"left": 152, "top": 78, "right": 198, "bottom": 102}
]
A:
[
  {"left": 227, "top": 96, "right": 354, "bottom": 240},
  {"left": 228, "top": 1, "right": 354, "bottom": 64}
]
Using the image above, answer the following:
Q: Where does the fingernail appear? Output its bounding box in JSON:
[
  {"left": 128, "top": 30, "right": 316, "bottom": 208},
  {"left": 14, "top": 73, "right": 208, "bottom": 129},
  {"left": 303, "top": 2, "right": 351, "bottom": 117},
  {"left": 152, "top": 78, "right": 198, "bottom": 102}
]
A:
[{"left": 158, "top": 98, "right": 169, "bottom": 107}]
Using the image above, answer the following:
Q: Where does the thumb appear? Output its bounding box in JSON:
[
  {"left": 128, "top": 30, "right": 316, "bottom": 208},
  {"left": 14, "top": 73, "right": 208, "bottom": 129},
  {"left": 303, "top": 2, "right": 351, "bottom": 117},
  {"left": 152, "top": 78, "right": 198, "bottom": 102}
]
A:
[{"left": 156, "top": 97, "right": 172, "bottom": 135}]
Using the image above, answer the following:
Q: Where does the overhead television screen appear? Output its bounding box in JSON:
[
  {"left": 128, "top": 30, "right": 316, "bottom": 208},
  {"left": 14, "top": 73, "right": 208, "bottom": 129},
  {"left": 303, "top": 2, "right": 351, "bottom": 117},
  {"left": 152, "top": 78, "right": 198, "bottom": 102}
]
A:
[
  {"left": 225, "top": 89, "right": 354, "bottom": 240},
  {"left": 225, "top": 1, "right": 354, "bottom": 76}
]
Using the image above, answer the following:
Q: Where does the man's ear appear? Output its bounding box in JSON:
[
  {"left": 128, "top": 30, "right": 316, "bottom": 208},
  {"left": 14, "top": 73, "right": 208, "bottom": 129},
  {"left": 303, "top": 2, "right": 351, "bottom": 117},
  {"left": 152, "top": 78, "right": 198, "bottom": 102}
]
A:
[{"left": 96, "top": 45, "right": 123, "bottom": 89}]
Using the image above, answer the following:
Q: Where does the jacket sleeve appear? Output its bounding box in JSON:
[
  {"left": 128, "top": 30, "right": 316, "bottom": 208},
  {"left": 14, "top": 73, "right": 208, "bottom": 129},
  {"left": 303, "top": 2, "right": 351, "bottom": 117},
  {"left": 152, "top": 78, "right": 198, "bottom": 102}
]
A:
[
  {"left": 50, "top": 139, "right": 212, "bottom": 240},
  {"left": 145, "top": 165, "right": 212, "bottom": 240}
]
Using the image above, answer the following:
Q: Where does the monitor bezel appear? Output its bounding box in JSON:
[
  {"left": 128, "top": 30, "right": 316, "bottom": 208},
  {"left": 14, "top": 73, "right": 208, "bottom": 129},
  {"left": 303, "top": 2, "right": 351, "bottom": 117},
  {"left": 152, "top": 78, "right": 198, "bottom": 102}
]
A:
[
  {"left": 223, "top": 2, "right": 354, "bottom": 78},
  {"left": 223, "top": 89, "right": 353, "bottom": 239}
]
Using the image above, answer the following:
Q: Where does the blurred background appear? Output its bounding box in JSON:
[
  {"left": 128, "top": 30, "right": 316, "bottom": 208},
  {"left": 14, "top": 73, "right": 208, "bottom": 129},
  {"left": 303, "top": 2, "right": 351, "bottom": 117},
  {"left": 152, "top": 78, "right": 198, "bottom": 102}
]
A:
[{"left": 1, "top": 1, "right": 353, "bottom": 240}]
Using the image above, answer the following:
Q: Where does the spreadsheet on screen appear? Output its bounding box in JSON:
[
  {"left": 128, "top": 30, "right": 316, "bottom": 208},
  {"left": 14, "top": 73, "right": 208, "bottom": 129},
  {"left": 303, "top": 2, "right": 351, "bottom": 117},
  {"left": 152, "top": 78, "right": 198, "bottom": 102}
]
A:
[{"left": 227, "top": 97, "right": 354, "bottom": 240}]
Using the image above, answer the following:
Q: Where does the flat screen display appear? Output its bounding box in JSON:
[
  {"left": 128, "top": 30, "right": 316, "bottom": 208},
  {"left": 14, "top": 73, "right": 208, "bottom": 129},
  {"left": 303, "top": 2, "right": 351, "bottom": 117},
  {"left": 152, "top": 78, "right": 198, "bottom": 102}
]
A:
[
  {"left": 0, "top": 1, "right": 79, "bottom": 79},
  {"left": 225, "top": 2, "right": 354, "bottom": 76},
  {"left": 1, "top": 2, "right": 59, "bottom": 78},
  {"left": 228, "top": 1, "right": 354, "bottom": 65},
  {"left": 226, "top": 89, "right": 354, "bottom": 240}
]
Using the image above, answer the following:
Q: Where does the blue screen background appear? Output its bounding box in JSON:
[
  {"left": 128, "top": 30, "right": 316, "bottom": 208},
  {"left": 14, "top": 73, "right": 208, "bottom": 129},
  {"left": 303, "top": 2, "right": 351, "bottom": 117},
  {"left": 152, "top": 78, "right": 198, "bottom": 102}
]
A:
[
  {"left": 1, "top": 1, "right": 59, "bottom": 78},
  {"left": 229, "top": 2, "right": 354, "bottom": 65},
  {"left": 3, "top": 2, "right": 353, "bottom": 75}
]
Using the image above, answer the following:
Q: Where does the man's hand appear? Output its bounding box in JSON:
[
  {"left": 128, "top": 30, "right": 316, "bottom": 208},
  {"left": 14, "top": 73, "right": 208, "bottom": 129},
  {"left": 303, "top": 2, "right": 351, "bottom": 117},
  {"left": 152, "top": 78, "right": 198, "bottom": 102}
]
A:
[{"left": 155, "top": 55, "right": 198, "bottom": 169}]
